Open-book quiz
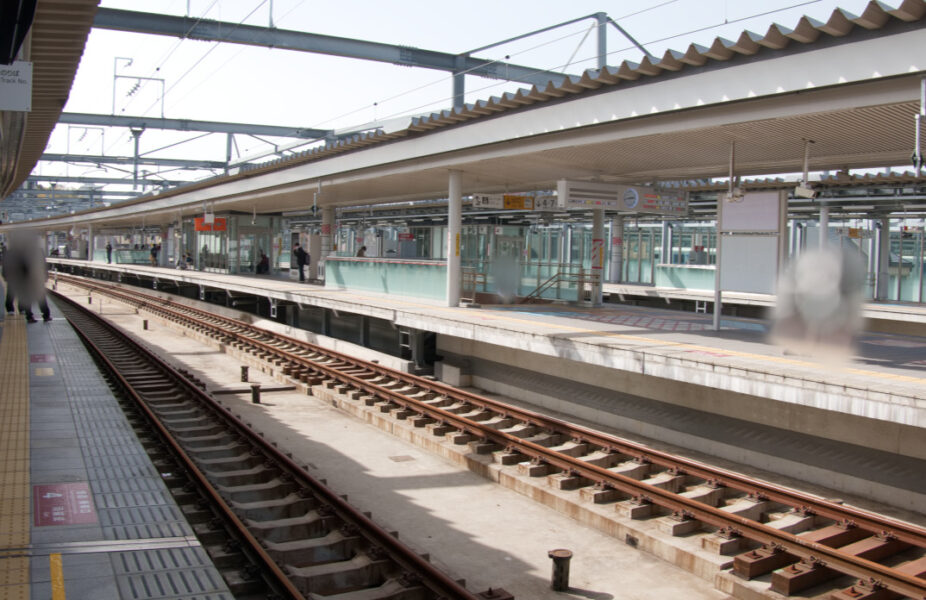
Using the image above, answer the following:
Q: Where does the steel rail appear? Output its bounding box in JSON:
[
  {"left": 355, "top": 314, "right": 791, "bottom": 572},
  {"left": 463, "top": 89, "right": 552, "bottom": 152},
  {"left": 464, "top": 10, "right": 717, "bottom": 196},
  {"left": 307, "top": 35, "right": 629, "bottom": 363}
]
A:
[
  {"left": 54, "top": 275, "right": 926, "bottom": 598},
  {"left": 52, "top": 284, "right": 484, "bottom": 600}
]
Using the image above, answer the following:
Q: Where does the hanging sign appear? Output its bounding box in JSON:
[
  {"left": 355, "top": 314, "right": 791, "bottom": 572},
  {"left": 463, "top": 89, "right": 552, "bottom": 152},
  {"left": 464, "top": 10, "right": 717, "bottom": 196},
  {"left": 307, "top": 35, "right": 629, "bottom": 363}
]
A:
[
  {"left": 0, "top": 61, "right": 32, "bottom": 111},
  {"left": 472, "top": 194, "right": 535, "bottom": 210},
  {"left": 194, "top": 217, "right": 226, "bottom": 231},
  {"left": 556, "top": 180, "right": 687, "bottom": 215}
]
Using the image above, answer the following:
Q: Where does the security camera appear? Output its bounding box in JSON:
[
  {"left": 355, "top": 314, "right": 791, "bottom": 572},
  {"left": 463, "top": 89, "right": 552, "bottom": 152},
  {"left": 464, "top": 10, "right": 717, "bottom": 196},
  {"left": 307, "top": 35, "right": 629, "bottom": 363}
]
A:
[{"left": 794, "top": 184, "right": 816, "bottom": 199}]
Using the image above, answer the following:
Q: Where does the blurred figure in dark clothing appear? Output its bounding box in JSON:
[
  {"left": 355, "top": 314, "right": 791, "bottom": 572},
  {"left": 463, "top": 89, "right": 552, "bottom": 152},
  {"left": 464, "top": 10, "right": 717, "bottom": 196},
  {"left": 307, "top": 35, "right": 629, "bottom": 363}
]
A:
[{"left": 2, "top": 231, "right": 51, "bottom": 322}]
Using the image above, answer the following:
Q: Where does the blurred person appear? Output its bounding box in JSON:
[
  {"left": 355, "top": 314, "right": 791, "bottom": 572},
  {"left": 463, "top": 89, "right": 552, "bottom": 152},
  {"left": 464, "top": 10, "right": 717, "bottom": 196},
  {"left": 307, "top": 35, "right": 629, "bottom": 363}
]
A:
[
  {"left": 356, "top": 245, "right": 367, "bottom": 257},
  {"left": 106, "top": 241, "right": 113, "bottom": 264},
  {"left": 771, "top": 246, "right": 865, "bottom": 361},
  {"left": 3, "top": 231, "right": 51, "bottom": 322},
  {"left": 293, "top": 242, "right": 309, "bottom": 282},
  {"left": 256, "top": 250, "right": 270, "bottom": 274}
]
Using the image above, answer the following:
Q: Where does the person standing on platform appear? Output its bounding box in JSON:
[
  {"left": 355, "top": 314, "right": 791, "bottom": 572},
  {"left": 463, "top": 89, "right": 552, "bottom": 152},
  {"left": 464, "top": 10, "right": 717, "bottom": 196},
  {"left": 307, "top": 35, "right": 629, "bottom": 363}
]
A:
[
  {"left": 356, "top": 245, "right": 367, "bottom": 257},
  {"left": 106, "top": 242, "right": 113, "bottom": 264},
  {"left": 293, "top": 242, "right": 309, "bottom": 282},
  {"left": 3, "top": 231, "right": 51, "bottom": 322},
  {"left": 256, "top": 250, "right": 270, "bottom": 274}
]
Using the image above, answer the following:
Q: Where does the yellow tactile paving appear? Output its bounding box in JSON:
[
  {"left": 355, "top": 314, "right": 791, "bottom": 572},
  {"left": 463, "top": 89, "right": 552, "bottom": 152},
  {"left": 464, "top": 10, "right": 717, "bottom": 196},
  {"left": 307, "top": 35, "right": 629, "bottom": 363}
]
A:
[{"left": 0, "top": 318, "right": 30, "bottom": 600}]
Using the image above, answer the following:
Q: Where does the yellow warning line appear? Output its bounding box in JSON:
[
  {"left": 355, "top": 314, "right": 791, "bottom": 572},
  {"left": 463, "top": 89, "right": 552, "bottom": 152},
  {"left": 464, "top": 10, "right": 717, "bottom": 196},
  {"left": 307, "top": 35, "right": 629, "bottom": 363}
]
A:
[
  {"left": 0, "top": 318, "right": 30, "bottom": 600},
  {"left": 50, "top": 554, "right": 65, "bottom": 600}
]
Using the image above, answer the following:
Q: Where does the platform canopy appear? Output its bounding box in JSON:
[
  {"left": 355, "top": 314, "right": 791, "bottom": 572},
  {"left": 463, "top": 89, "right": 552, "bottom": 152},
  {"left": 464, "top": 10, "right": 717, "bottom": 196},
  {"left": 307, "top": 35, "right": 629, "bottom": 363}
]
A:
[
  {"left": 0, "top": 0, "right": 100, "bottom": 200},
  {"left": 4, "top": 1, "right": 926, "bottom": 229}
]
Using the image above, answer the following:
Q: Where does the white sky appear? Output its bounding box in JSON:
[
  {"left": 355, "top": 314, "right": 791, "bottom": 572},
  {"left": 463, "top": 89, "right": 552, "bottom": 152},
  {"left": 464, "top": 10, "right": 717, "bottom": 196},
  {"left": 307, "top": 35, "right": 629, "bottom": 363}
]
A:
[{"left": 38, "top": 0, "right": 875, "bottom": 186}]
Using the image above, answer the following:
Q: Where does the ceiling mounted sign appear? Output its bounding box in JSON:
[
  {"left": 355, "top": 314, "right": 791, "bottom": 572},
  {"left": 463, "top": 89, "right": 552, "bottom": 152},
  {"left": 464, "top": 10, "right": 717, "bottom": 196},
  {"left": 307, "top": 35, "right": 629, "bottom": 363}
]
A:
[
  {"left": 0, "top": 61, "right": 32, "bottom": 111},
  {"left": 556, "top": 179, "right": 687, "bottom": 215}
]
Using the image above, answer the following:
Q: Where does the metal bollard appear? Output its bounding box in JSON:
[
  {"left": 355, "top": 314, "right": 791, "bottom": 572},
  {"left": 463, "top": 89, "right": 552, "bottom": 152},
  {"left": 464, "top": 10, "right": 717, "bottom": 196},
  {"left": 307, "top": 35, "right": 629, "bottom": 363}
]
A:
[
  {"left": 547, "top": 549, "right": 572, "bottom": 591},
  {"left": 142, "top": 319, "right": 148, "bottom": 330},
  {"left": 241, "top": 366, "right": 249, "bottom": 382},
  {"left": 87, "top": 295, "right": 92, "bottom": 304},
  {"left": 250, "top": 383, "right": 261, "bottom": 404}
]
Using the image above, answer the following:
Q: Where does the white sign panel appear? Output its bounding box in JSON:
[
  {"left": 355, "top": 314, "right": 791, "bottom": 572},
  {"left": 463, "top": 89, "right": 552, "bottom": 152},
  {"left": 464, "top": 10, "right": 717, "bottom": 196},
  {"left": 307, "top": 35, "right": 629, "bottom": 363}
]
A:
[
  {"left": 556, "top": 180, "right": 687, "bottom": 215},
  {"left": 719, "top": 190, "right": 783, "bottom": 233},
  {"left": 473, "top": 194, "right": 504, "bottom": 209},
  {"left": 0, "top": 61, "right": 32, "bottom": 111}
]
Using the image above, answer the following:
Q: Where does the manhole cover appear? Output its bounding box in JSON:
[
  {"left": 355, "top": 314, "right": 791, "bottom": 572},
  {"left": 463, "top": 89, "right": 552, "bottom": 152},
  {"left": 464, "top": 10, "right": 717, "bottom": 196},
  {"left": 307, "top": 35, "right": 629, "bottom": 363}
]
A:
[{"left": 388, "top": 455, "right": 415, "bottom": 462}]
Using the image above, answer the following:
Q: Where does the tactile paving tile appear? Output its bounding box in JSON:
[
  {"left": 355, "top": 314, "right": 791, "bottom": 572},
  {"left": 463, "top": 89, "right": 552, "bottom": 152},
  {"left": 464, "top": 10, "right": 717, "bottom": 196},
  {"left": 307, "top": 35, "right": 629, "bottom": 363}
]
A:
[
  {"left": 0, "top": 318, "right": 31, "bottom": 597},
  {"left": 114, "top": 547, "right": 232, "bottom": 600},
  {"left": 85, "top": 454, "right": 159, "bottom": 469},
  {"left": 87, "top": 466, "right": 161, "bottom": 481},
  {"left": 43, "top": 320, "right": 231, "bottom": 596},
  {"left": 91, "top": 477, "right": 167, "bottom": 495},
  {"left": 95, "top": 491, "right": 175, "bottom": 510}
]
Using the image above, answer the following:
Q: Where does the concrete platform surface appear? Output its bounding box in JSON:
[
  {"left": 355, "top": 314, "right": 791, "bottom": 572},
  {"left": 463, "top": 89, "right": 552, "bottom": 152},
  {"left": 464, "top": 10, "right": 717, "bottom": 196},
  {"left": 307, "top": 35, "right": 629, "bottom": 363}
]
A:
[{"left": 0, "top": 288, "right": 232, "bottom": 600}]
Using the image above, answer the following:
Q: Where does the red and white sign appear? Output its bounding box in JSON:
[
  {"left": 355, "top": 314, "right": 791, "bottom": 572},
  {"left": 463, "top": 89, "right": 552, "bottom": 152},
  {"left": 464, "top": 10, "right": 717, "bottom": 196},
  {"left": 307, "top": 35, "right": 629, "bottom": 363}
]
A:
[
  {"left": 591, "top": 238, "right": 604, "bottom": 270},
  {"left": 34, "top": 483, "right": 97, "bottom": 527},
  {"left": 397, "top": 233, "right": 414, "bottom": 241},
  {"left": 194, "top": 217, "right": 226, "bottom": 232}
]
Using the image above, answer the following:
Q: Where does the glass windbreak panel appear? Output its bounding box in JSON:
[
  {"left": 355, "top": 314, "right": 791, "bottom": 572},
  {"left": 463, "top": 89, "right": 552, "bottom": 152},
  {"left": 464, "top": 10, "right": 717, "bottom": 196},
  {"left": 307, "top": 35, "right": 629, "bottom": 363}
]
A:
[
  {"left": 412, "top": 227, "right": 432, "bottom": 258},
  {"left": 891, "top": 228, "right": 925, "bottom": 302}
]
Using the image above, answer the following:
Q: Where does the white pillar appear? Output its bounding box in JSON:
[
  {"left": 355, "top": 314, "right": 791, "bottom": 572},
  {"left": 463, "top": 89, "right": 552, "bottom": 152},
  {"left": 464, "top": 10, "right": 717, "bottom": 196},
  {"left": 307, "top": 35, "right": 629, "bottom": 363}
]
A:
[
  {"left": 609, "top": 215, "right": 623, "bottom": 283},
  {"left": 592, "top": 209, "right": 604, "bottom": 305},
  {"left": 877, "top": 217, "right": 890, "bottom": 300},
  {"left": 321, "top": 206, "right": 334, "bottom": 258},
  {"left": 320, "top": 206, "right": 334, "bottom": 281},
  {"left": 446, "top": 170, "right": 462, "bottom": 307},
  {"left": 819, "top": 203, "right": 829, "bottom": 249}
]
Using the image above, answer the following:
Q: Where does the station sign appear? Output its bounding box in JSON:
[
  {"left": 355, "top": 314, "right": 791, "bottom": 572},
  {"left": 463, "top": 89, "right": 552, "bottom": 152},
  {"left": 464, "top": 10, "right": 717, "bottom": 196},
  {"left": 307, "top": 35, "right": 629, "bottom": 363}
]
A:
[
  {"left": 194, "top": 217, "right": 227, "bottom": 231},
  {"left": 0, "top": 61, "right": 32, "bottom": 111},
  {"left": 472, "top": 194, "right": 535, "bottom": 210},
  {"left": 556, "top": 179, "right": 687, "bottom": 215},
  {"left": 397, "top": 232, "right": 414, "bottom": 240}
]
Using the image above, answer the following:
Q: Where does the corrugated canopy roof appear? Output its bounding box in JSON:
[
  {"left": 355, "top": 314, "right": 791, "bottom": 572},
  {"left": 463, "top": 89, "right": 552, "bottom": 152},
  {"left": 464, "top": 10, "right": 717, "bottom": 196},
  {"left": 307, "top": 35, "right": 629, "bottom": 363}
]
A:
[{"left": 0, "top": 0, "right": 99, "bottom": 200}]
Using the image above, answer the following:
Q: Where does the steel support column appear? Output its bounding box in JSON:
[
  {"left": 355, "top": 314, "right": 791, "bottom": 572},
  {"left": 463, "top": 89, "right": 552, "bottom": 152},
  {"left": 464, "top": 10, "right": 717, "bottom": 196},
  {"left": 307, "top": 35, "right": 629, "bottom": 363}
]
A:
[
  {"left": 819, "top": 203, "right": 830, "bottom": 248},
  {"left": 446, "top": 170, "right": 462, "bottom": 307},
  {"left": 130, "top": 128, "right": 143, "bottom": 190},
  {"left": 609, "top": 215, "right": 623, "bottom": 283},
  {"left": 592, "top": 208, "right": 604, "bottom": 305},
  {"left": 321, "top": 206, "right": 334, "bottom": 281},
  {"left": 877, "top": 217, "right": 891, "bottom": 300},
  {"left": 596, "top": 13, "right": 607, "bottom": 69}
]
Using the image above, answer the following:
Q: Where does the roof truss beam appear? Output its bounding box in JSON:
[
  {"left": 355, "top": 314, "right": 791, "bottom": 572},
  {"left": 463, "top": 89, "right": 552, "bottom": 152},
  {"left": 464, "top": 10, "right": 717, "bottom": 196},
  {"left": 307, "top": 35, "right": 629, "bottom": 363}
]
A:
[
  {"left": 93, "top": 8, "right": 568, "bottom": 88},
  {"left": 59, "top": 112, "right": 331, "bottom": 139},
  {"left": 27, "top": 174, "right": 186, "bottom": 186},
  {"left": 41, "top": 152, "right": 226, "bottom": 170}
]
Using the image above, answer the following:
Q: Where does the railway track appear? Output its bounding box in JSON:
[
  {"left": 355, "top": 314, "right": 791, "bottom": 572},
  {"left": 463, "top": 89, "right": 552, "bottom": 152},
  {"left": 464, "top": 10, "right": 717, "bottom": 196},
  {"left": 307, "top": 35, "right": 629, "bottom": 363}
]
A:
[
  {"left": 52, "top": 273, "right": 926, "bottom": 600},
  {"left": 51, "top": 286, "right": 509, "bottom": 600}
]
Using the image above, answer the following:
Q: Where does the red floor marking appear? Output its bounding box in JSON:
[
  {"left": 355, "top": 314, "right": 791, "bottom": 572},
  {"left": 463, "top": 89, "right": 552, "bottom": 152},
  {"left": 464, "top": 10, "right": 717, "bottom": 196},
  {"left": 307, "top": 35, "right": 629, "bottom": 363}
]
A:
[
  {"left": 33, "top": 483, "right": 97, "bottom": 526},
  {"left": 29, "top": 354, "right": 56, "bottom": 363}
]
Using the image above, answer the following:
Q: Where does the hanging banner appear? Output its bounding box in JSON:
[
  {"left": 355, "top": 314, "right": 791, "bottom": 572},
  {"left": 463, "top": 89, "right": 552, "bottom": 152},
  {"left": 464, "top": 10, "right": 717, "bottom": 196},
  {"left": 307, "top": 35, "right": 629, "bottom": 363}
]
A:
[
  {"left": 591, "top": 238, "right": 604, "bottom": 270},
  {"left": 194, "top": 217, "right": 226, "bottom": 231}
]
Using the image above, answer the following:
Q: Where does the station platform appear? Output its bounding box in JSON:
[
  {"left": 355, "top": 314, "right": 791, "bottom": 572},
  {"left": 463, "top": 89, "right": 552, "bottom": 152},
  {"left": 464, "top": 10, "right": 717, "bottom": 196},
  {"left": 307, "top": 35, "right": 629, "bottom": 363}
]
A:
[
  {"left": 44, "top": 261, "right": 926, "bottom": 509},
  {"left": 0, "top": 301, "right": 232, "bottom": 600}
]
